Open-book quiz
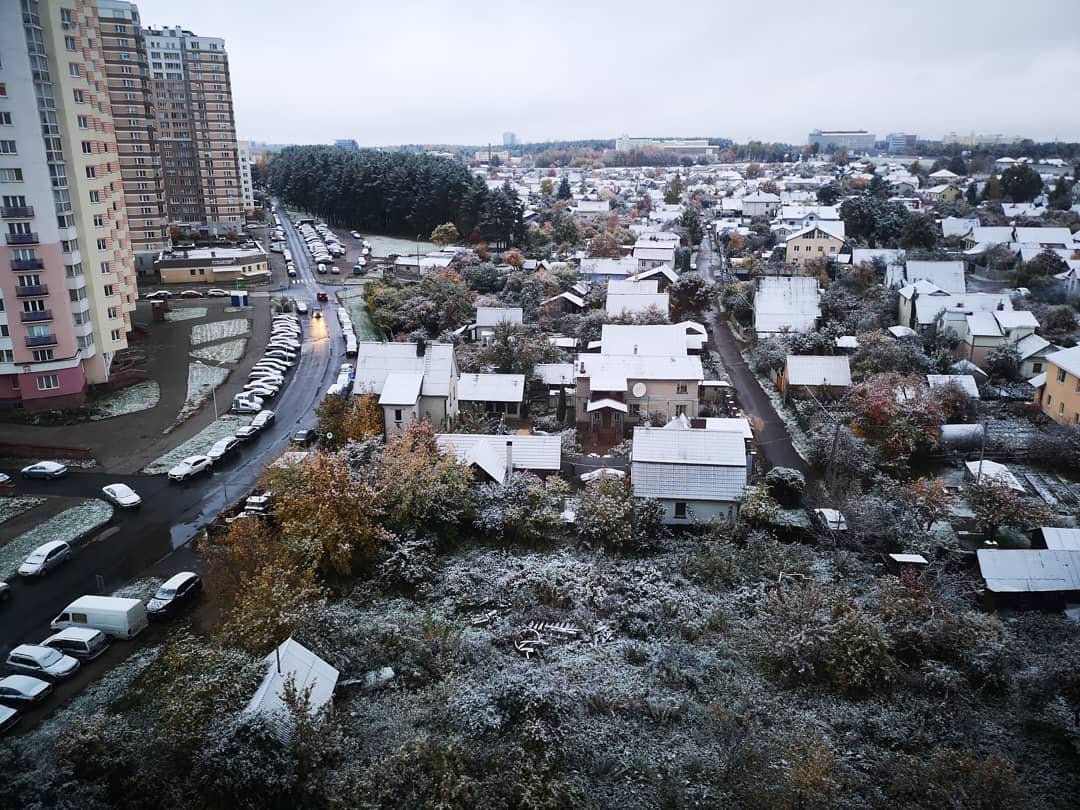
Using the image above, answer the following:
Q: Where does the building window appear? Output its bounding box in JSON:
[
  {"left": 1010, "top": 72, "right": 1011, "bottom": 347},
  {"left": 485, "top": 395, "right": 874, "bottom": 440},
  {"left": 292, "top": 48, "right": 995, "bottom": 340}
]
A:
[
  {"left": 107, "top": 306, "right": 118, "bottom": 318},
  {"left": 93, "top": 215, "right": 103, "bottom": 227},
  {"left": 676, "top": 383, "right": 688, "bottom": 395},
  {"left": 0, "top": 141, "right": 16, "bottom": 154},
  {"left": 1058, "top": 369, "right": 1067, "bottom": 384},
  {"left": 65, "top": 36, "right": 77, "bottom": 51},
  {"left": 111, "top": 329, "right": 122, "bottom": 341},
  {"left": 674, "top": 502, "right": 687, "bottom": 520},
  {"left": 1032, "top": 363, "right": 1043, "bottom": 373},
  {"left": 69, "top": 63, "right": 81, "bottom": 77},
  {"left": 675, "top": 404, "right": 687, "bottom": 416},
  {"left": 0, "top": 84, "right": 6, "bottom": 98},
  {"left": 1046, "top": 394, "right": 1053, "bottom": 407},
  {"left": 103, "top": 285, "right": 114, "bottom": 296},
  {"left": 96, "top": 238, "right": 107, "bottom": 249},
  {"left": 0, "top": 168, "right": 23, "bottom": 182},
  {"left": 37, "top": 374, "right": 60, "bottom": 391},
  {"left": 73, "top": 89, "right": 84, "bottom": 103},
  {"left": 0, "top": 112, "right": 11, "bottom": 126},
  {"left": 32, "top": 350, "right": 54, "bottom": 362},
  {"left": 394, "top": 409, "right": 403, "bottom": 423},
  {"left": 100, "top": 261, "right": 110, "bottom": 273}
]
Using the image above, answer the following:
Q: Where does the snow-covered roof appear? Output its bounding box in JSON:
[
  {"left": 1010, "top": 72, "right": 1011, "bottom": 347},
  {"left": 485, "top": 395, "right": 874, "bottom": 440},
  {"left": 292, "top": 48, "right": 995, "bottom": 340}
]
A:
[
  {"left": 606, "top": 292, "right": 670, "bottom": 316},
  {"left": 245, "top": 638, "right": 338, "bottom": 722},
  {"left": 633, "top": 265, "right": 680, "bottom": 284},
  {"left": 541, "top": 291, "right": 585, "bottom": 309},
  {"left": 704, "top": 417, "right": 754, "bottom": 439},
  {"left": 1041, "top": 527, "right": 1080, "bottom": 551},
  {"left": 378, "top": 371, "right": 425, "bottom": 406},
  {"left": 912, "top": 293, "right": 1012, "bottom": 326},
  {"left": 835, "top": 335, "right": 859, "bottom": 349},
  {"left": 940, "top": 217, "right": 980, "bottom": 239},
  {"left": 436, "top": 434, "right": 561, "bottom": 483},
  {"left": 786, "top": 221, "right": 846, "bottom": 241},
  {"left": 534, "top": 363, "right": 576, "bottom": 385},
  {"left": 587, "top": 397, "right": 628, "bottom": 413},
  {"left": 965, "top": 459, "right": 1024, "bottom": 491},
  {"left": 457, "top": 373, "right": 525, "bottom": 403},
  {"left": 476, "top": 307, "right": 523, "bottom": 328},
  {"left": 609, "top": 278, "right": 659, "bottom": 295},
  {"left": 1044, "top": 345, "right": 1080, "bottom": 378},
  {"left": 599, "top": 324, "right": 687, "bottom": 357},
  {"left": 785, "top": 355, "right": 851, "bottom": 387},
  {"left": 1015, "top": 333, "right": 1052, "bottom": 361},
  {"left": 631, "top": 427, "right": 747, "bottom": 502},
  {"left": 579, "top": 256, "right": 637, "bottom": 278},
  {"left": 754, "top": 276, "right": 821, "bottom": 335},
  {"left": 977, "top": 550, "right": 1080, "bottom": 593},
  {"left": 888, "top": 325, "right": 918, "bottom": 338},
  {"left": 903, "top": 261, "right": 966, "bottom": 294},
  {"left": 927, "top": 374, "right": 980, "bottom": 399},
  {"left": 355, "top": 342, "right": 455, "bottom": 399}
]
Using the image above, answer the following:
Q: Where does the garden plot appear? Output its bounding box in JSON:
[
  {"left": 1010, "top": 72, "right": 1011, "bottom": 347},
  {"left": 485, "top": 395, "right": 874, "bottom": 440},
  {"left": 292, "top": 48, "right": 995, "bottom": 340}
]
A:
[
  {"left": 340, "top": 287, "right": 380, "bottom": 340},
  {"left": 170, "top": 363, "right": 230, "bottom": 427},
  {"left": 190, "top": 338, "right": 247, "bottom": 365},
  {"left": 0, "top": 499, "right": 113, "bottom": 577},
  {"left": 191, "top": 318, "right": 250, "bottom": 345},
  {"left": 165, "top": 307, "right": 208, "bottom": 322},
  {"left": 143, "top": 414, "right": 254, "bottom": 474},
  {"left": 0, "top": 495, "right": 46, "bottom": 526},
  {"left": 88, "top": 380, "right": 160, "bottom": 420}
]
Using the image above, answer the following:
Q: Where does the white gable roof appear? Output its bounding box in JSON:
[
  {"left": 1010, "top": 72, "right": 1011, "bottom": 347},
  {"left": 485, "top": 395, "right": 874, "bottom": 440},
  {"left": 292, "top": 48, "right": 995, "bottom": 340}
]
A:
[
  {"left": 245, "top": 638, "right": 338, "bottom": 721},
  {"left": 903, "top": 261, "right": 966, "bottom": 294},
  {"left": 785, "top": 355, "right": 852, "bottom": 387},
  {"left": 354, "top": 342, "right": 455, "bottom": 398},
  {"left": 436, "top": 434, "right": 561, "bottom": 483},
  {"left": 754, "top": 276, "right": 821, "bottom": 334},
  {"left": 1046, "top": 345, "right": 1080, "bottom": 378},
  {"left": 927, "top": 374, "right": 980, "bottom": 399},
  {"left": 457, "top": 373, "right": 525, "bottom": 403},
  {"left": 378, "top": 371, "right": 425, "bottom": 406},
  {"left": 631, "top": 427, "right": 747, "bottom": 502},
  {"left": 606, "top": 292, "right": 670, "bottom": 316},
  {"left": 533, "top": 363, "right": 576, "bottom": 385}
]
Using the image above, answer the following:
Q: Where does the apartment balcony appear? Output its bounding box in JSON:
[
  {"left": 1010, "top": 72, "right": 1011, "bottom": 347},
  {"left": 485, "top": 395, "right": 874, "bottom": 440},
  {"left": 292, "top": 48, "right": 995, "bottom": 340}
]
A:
[
  {"left": 20, "top": 309, "right": 53, "bottom": 324},
  {"left": 15, "top": 284, "right": 48, "bottom": 297},
  {"left": 11, "top": 258, "right": 45, "bottom": 271},
  {"left": 1, "top": 206, "right": 34, "bottom": 219},
  {"left": 5, "top": 233, "right": 39, "bottom": 246},
  {"left": 25, "top": 334, "right": 58, "bottom": 348}
]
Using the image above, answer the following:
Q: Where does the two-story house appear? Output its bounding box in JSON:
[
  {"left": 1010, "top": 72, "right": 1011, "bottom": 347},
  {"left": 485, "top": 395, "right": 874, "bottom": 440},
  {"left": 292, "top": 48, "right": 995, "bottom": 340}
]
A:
[
  {"left": 785, "top": 221, "right": 846, "bottom": 267},
  {"left": 1033, "top": 346, "right": 1080, "bottom": 425},
  {"left": 353, "top": 340, "right": 459, "bottom": 438},
  {"left": 575, "top": 324, "right": 703, "bottom": 437}
]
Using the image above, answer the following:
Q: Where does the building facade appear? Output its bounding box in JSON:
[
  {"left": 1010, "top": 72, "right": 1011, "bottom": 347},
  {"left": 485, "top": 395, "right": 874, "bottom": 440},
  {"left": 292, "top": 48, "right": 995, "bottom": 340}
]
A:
[
  {"left": 143, "top": 24, "right": 242, "bottom": 234},
  {"left": 153, "top": 243, "right": 268, "bottom": 284},
  {"left": 807, "top": 129, "right": 876, "bottom": 152},
  {"left": 0, "top": 0, "right": 136, "bottom": 409},
  {"left": 236, "top": 137, "right": 253, "bottom": 211}
]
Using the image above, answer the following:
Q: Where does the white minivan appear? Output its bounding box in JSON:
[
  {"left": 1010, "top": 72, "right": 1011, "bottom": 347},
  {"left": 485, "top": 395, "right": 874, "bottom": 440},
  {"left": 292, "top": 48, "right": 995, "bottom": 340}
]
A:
[
  {"left": 296, "top": 301, "right": 309, "bottom": 316},
  {"left": 51, "top": 596, "right": 149, "bottom": 639}
]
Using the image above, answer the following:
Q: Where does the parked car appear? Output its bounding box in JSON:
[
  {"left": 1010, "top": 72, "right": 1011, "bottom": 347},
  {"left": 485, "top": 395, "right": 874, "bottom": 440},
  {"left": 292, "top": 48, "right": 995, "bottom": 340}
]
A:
[
  {"left": 143, "top": 290, "right": 171, "bottom": 300},
  {"left": 292, "top": 429, "right": 315, "bottom": 447},
  {"left": 235, "top": 425, "right": 260, "bottom": 442},
  {"left": 20, "top": 461, "right": 67, "bottom": 480},
  {"left": 350, "top": 230, "right": 361, "bottom": 239},
  {"left": 41, "top": 627, "right": 110, "bottom": 661},
  {"left": 146, "top": 572, "right": 202, "bottom": 619},
  {"left": 0, "top": 705, "right": 18, "bottom": 735},
  {"left": 207, "top": 288, "right": 230, "bottom": 297},
  {"left": 18, "top": 541, "right": 72, "bottom": 578},
  {"left": 296, "top": 302, "right": 309, "bottom": 315},
  {"left": 251, "top": 410, "right": 275, "bottom": 430},
  {"left": 0, "top": 472, "right": 13, "bottom": 491},
  {"left": 287, "top": 268, "right": 298, "bottom": 278},
  {"left": 5, "top": 644, "right": 79, "bottom": 681},
  {"left": 102, "top": 483, "right": 141, "bottom": 509},
  {"left": 243, "top": 382, "right": 279, "bottom": 398},
  {"left": 168, "top": 455, "right": 212, "bottom": 482},
  {"left": 0, "top": 675, "right": 52, "bottom": 708},
  {"left": 330, "top": 265, "right": 340, "bottom": 275},
  {"left": 207, "top": 437, "right": 240, "bottom": 463},
  {"left": 264, "top": 351, "right": 296, "bottom": 363},
  {"left": 267, "top": 340, "right": 300, "bottom": 352},
  {"left": 180, "top": 290, "right": 204, "bottom": 298},
  {"left": 50, "top": 596, "right": 148, "bottom": 639},
  {"left": 0, "top": 582, "right": 10, "bottom": 602},
  {"left": 232, "top": 398, "right": 263, "bottom": 415}
]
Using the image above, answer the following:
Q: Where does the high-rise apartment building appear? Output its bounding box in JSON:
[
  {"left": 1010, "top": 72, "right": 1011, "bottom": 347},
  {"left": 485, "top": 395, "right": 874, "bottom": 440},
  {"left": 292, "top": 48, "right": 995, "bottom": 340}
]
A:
[
  {"left": 0, "top": 0, "right": 135, "bottom": 409},
  {"left": 237, "top": 138, "right": 254, "bottom": 211},
  {"left": 143, "top": 24, "right": 242, "bottom": 234},
  {"left": 97, "top": 0, "right": 166, "bottom": 271}
]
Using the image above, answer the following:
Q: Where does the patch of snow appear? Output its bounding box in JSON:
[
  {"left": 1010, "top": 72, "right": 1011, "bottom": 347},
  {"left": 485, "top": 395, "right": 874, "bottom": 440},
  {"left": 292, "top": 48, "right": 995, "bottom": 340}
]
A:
[
  {"left": 0, "top": 495, "right": 46, "bottom": 526},
  {"left": 164, "top": 307, "right": 208, "bottom": 322},
  {"left": 170, "top": 363, "right": 229, "bottom": 428},
  {"left": 0, "top": 499, "right": 113, "bottom": 577},
  {"left": 224, "top": 306, "right": 255, "bottom": 313},
  {"left": 111, "top": 576, "right": 164, "bottom": 601},
  {"left": 190, "top": 338, "right": 247, "bottom": 365},
  {"left": 88, "top": 380, "right": 161, "bottom": 420},
  {"left": 191, "top": 318, "right": 251, "bottom": 345},
  {"left": 143, "top": 414, "right": 254, "bottom": 474}
]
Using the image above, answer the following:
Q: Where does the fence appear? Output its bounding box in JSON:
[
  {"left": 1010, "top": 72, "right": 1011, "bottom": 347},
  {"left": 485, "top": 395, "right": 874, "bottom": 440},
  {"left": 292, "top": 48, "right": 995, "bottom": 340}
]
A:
[{"left": 563, "top": 454, "right": 629, "bottom": 479}]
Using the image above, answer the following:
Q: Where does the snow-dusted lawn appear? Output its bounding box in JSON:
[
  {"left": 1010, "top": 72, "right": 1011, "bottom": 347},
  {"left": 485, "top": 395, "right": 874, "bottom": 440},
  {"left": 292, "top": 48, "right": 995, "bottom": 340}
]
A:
[
  {"left": 1, "top": 499, "right": 113, "bottom": 577},
  {"left": 143, "top": 414, "right": 254, "bottom": 474},
  {"left": 112, "top": 576, "right": 164, "bottom": 602},
  {"left": 171, "top": 363, "right": 230, "bottom": 427},
  {"left": 191, "top": 318, "right": 250, "bottom": 345},
  {"left": 190, "top": 338, "right": 247, "bottom": 365},
  {"left": 0, "top": 495, "right": 46, "bottom": 526},
  {"left": 89, "top": 380, "right": 161, "bottom": 420},
  {"left": 164, "top": 307, "right": 208, "bottom": 322}
]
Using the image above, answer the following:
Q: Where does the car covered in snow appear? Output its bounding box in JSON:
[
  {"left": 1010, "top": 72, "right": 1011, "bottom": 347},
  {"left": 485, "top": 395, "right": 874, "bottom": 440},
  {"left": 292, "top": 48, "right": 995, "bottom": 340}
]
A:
[
  {"left": 168, "top": 455, "right": 212, "bottom": 482},
  {"left": 102, "top": 483, "right": 141, "bottom": 509},
  {"left": 20, "top": 461, "right": 67, "bottom": 480}
]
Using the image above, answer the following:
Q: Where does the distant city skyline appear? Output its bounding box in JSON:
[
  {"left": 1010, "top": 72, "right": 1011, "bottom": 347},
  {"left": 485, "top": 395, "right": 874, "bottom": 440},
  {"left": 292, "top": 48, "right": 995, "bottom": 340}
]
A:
[{"left": 132, "top": 0, "right": 1080, "bottom": 148}]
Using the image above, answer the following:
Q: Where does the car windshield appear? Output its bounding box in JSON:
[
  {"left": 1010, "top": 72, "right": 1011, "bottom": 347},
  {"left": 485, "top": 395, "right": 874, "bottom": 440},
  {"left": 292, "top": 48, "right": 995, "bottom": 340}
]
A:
[
  {"left": 154, "top": 587, "right": 176, "bottom": 600},
  {"left": 36, "top": 648, "right": 61, "bottom": 665},
  {"left": 25, "top": 552, "right": 46, "bottom": 563}
]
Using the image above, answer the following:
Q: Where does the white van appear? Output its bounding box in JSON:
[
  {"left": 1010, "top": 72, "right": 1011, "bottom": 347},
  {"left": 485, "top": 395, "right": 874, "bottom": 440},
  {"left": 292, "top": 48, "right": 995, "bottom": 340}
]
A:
[
  {"left": 296, "top": 301, "right": 309, "bottom": 316},
  {"left": 51, "top": 596, "right": 149, "bottom": 639}
]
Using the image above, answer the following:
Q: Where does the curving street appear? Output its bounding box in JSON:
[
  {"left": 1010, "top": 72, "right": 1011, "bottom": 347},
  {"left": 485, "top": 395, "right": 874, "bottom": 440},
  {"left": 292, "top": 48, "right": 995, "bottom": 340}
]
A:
[{"left": 0, "top": 202, "right": 345, "bottom": 657}]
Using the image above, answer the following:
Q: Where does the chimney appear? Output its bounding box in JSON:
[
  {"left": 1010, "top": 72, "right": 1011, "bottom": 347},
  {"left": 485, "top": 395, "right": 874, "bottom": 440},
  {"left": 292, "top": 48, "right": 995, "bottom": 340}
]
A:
[
  {"left": 416, "top": 337, "right": 426, "bottom": 357},
  {"left": 505, "top": 440, "right": 513, "bottom": 473},
  {"left": 633, "top": 344, "right": 638, "bottom": 355},
  {"left": 210, "top": 250, "right": 216, "bottom": 257},
  {"left": 579, "top": 361, "right": 586, "bottom": 374}
]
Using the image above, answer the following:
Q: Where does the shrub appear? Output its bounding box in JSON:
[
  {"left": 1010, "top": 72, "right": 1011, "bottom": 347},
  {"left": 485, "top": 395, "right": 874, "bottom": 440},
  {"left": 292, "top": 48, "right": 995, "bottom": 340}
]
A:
[{"left": 765, "top": 467, "right": 806, "bottom": 507}]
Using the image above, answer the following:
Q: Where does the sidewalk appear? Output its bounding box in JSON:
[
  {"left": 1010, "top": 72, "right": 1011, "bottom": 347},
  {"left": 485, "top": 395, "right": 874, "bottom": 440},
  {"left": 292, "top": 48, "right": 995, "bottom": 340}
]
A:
[{"left": 708, "top": 311, "right": 810, "bottom": 476}]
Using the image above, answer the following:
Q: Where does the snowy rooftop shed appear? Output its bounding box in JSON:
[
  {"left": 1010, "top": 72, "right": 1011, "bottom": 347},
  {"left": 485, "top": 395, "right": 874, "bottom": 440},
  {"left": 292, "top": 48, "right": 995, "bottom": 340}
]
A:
[{"left": 245, "top": 638, "right": 339, "bottom": 723}]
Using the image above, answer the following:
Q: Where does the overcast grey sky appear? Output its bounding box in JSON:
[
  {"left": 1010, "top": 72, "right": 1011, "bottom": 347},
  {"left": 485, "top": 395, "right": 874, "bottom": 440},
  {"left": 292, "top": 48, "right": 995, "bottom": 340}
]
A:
[{"left": 133, "top": 0, "right": 1080, "bottom": 147}]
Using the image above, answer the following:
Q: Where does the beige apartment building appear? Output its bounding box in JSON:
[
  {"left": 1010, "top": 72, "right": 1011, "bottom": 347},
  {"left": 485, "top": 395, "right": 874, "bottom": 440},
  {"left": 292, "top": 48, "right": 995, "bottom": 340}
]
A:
[
  {"left": 97, "top": 0, "right": 167, "bottom": 271},
  {"left": 143, "top": 24, "right": 243, "bottom": 234}
]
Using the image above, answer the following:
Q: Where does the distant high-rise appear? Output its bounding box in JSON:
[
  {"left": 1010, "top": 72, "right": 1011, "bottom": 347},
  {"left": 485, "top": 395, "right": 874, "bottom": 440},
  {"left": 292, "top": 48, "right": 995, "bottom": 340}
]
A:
[
  {"left": 333, "top": 139, "right": 359, "bottom": 150},
  {"left": 502, "top": 131, "right": 517, "bottom": 146},
  {"left": 142, "top": 24, "right": 243, "bottom": 233},
  {"left": 237, "top": 139, "right": 255, "bottom": 211},
  {"left": 0, "top": 0, "right": 138, "bottom": 408},
  {"left": 807, "top": 130, "right": 876, "bottom": 152},
  {"left": 886, "top": 133, "right": 918, "bottom": 153}
]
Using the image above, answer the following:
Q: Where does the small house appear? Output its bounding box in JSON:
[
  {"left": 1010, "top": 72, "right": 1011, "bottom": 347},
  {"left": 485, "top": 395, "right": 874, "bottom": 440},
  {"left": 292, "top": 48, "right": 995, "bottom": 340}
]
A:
[
  {"left": 457, "top": 373, "right": 526, "bottom": 416},
  {"left": 436, "top": 434, "right": 561, "bottom": 485},
  {"left": 780, "top": 355, "right": 852, "bottom": 400}
]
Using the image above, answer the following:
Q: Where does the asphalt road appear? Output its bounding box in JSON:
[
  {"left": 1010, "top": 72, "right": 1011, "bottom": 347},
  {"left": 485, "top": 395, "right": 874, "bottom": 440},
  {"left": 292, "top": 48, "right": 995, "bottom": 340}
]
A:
[{"left": 0, "top": 199, "right": 345, "bottom": 661}]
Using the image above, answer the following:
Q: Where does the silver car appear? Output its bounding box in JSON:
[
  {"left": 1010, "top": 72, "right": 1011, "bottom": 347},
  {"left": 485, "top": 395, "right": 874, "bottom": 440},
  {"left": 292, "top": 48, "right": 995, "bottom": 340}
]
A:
[
  {"left": 5, "top": 645, "right": 79, "bottom": 681},
  {"left": 18, "top": 541, "right": 71, "bottom": 577}
]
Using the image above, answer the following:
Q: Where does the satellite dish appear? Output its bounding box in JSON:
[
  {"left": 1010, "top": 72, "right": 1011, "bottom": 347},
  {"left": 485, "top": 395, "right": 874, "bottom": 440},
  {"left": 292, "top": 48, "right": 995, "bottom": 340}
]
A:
[{"left": 632, "top": 382, "right": 647, "bottom": 398}]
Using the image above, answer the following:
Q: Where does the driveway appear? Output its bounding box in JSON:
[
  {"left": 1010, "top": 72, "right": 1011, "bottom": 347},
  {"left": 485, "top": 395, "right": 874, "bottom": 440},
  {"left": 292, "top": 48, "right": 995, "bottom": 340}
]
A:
[{"left": 709, "top": 313, "right": 810, "bottom": 476}]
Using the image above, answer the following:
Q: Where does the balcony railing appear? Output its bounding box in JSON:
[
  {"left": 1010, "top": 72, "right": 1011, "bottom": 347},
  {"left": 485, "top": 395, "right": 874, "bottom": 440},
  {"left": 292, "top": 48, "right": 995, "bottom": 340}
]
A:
[
  {"left": 20, "top": 310, "right": 53, "bottom": 323},
  {"left": 5, "top": 233, "right": 39, "bottom": 246},
  {"left": 1, "top": 206, "right": 34, "bottom": 219},
  {"left": 15, "top": 284, "right": 48, "bottom": 297},
  {"left": 11, "top": 258, "right": 44, "bottom": 271},
  {"left": 25, "top": 334, "right": 58, "bottom": 348}
]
